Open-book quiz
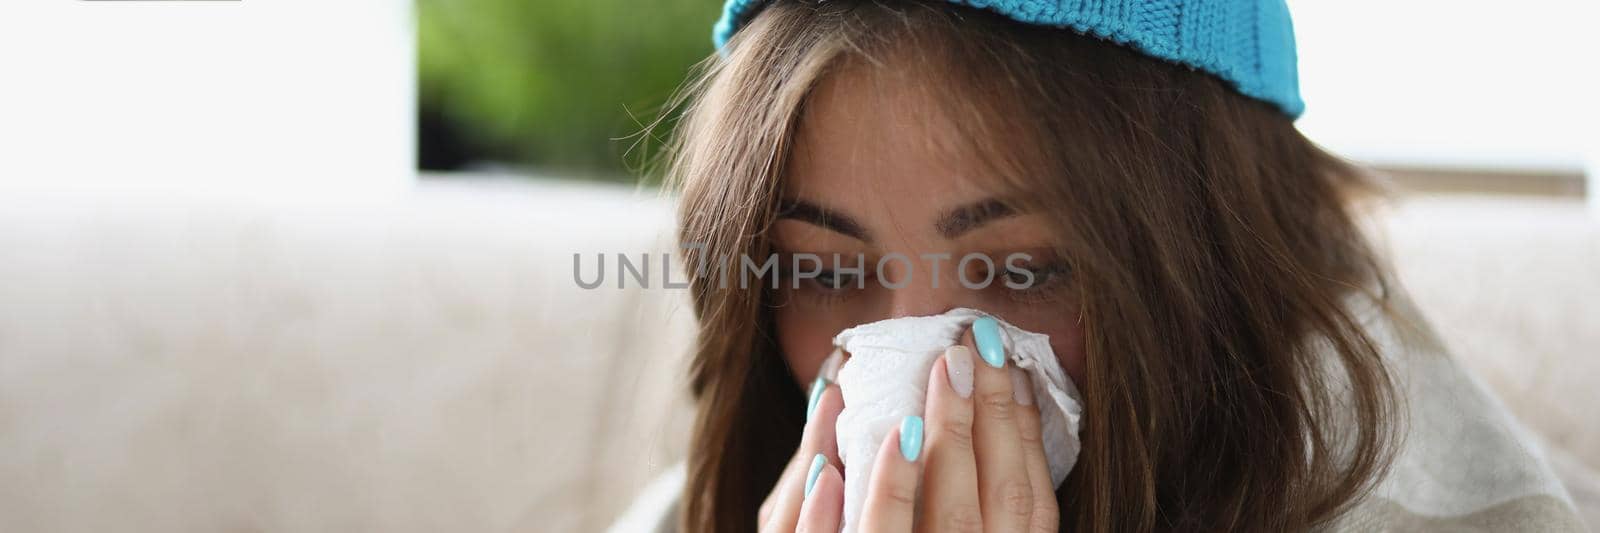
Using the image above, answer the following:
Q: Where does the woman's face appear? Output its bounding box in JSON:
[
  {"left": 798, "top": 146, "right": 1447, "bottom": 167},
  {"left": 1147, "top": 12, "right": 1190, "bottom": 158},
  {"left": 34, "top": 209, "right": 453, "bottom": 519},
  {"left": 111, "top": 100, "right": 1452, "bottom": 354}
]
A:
[{"left": 772, "top": 61, "right": 1087, "bottom": 388}]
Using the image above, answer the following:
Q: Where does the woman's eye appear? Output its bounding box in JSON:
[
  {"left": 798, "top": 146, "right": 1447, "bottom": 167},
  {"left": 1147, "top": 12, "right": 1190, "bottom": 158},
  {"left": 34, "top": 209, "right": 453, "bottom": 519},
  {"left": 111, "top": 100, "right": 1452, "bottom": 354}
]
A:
[
  {"left": 813, "top": 270, "right": 859, "bottom": 290},
  {"left": 1004, "top": 263, "right": 1058, "bottom": 286},
  {"left": 783, "top": 268, "right": 868, "bottom": 307},
  {"left": 1003, "top": 267, "right": 1038, "bottom": 287},
  {"left": 1003, "top": 261, "right": 1073, "bottom": 302}
]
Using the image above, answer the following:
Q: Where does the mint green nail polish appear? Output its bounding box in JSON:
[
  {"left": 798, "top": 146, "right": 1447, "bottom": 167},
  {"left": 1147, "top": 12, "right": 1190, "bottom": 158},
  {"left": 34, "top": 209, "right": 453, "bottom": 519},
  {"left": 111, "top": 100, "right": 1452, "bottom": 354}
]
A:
[
  {"left": 900, "top": 415, "right": 924, "bottom": 462},
  {"left": 805, "top": 454, "right": 826, "bottom": 497},
  {"left": 973, "top": 316, "right": 1006, "bottom": 368},
  {"left": 806, "top": 376, "right": 828, "bottom": 420}
]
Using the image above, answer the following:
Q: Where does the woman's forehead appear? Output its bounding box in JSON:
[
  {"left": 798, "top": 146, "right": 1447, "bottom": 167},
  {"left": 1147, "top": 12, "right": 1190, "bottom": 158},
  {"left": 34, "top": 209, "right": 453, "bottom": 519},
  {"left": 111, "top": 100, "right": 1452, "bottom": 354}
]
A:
[{"left": 786, "top": 57, "right": 1013, "bottom": 213}]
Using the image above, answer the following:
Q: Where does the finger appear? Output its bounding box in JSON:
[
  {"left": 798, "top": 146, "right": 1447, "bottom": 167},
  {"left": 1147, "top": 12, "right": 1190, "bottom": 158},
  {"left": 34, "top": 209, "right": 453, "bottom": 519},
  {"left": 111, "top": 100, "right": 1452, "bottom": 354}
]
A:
[
  {"left": 758, "top": 455, "right": 797, "bottom": 526},
  {"left": 860, "top": 416, "right": 924, "bottom": 532},
  {"left": 760, "top": 408, "right": 815, "bottom": 524},
  {"left": 762, "top": 380, "right": 844, "bottom": 532},
  {"left": 921, "top": 347, "right": 983, "bottom": 533},
  {"left": 1012, "top": 366, "right": 1060, "bottom": 532},
  {"left": 761, "top": 350, "right": 846, "bottom": 525},
  {"left": 967, "top": 317, "right": 1033, "bottom": 531},
  {"left": 797, "top": 459, "right": 843, "bottom": 533}
]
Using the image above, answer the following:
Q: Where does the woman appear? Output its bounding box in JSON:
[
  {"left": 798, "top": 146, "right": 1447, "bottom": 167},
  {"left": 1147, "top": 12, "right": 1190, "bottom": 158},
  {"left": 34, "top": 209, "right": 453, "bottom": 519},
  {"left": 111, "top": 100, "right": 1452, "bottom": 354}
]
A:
[{"left": 621, "top": 0, "right": 1584, "bottom": 531}]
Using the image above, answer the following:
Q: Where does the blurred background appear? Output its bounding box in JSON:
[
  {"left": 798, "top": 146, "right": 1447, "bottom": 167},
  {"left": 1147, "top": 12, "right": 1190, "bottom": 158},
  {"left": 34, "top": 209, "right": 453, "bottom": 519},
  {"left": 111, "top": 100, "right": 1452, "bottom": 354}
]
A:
[
  {"left": 416, "top": 0, "right": 1600, "bottom": 201},
  {"left": 0, "top": 0, "right": 1596, "bottom": 531},
  {"left": 416, "top": 0, "right": 709, "bottom": 179}
]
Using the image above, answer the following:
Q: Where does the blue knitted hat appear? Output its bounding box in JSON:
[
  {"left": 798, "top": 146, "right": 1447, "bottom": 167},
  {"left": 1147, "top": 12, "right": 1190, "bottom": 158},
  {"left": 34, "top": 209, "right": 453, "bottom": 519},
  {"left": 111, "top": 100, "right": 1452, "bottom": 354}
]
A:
[{"left": 712, "top": 0, "right": 1305, "bottom": 118}]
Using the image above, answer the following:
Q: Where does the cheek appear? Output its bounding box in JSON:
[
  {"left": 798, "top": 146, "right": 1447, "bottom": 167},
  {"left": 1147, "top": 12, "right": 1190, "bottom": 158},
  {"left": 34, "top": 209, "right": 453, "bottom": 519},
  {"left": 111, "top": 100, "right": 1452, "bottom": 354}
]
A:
[
  {"left": 774, "top": 301, "right": 846, "bottom": 387},
  {"left": 1049, "top": 323, "right": 1087, "bottom": 386},
  {"left": 992, "top": 307, "right": 1088, "bottom": 386}
]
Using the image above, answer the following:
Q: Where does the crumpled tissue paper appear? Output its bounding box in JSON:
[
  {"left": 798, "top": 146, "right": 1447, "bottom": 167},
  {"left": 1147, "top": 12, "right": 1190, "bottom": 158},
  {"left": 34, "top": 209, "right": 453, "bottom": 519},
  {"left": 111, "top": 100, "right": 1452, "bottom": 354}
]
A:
[{"left": 828, "top": 307, "right": 1083, "bottom": 532}]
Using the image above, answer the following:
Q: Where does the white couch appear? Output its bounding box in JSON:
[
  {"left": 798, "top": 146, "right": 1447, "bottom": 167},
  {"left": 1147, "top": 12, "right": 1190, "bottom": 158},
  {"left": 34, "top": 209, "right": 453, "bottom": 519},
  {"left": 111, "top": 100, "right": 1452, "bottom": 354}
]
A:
[{"left": 0, "top": 177, "right": 1593, "bottom": 531}]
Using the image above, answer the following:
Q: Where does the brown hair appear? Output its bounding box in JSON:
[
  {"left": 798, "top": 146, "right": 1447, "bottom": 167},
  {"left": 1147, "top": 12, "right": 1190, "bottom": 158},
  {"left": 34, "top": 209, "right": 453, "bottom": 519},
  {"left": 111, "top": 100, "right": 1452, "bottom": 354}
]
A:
[{"left": 654, "top": 1, "right": 1401, "bottom": 530}]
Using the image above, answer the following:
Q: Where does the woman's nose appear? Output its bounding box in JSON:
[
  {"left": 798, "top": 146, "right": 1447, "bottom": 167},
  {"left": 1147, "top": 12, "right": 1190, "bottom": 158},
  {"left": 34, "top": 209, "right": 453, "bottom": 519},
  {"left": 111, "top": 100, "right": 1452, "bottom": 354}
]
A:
[{"left": 884, "top": 278, "right": 972, "bottom": 319}]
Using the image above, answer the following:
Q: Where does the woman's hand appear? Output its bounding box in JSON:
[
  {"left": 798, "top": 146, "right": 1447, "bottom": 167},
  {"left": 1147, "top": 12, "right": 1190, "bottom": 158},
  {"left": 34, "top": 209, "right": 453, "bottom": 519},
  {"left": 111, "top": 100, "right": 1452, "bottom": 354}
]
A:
[
  {"left": 758, "top": 359, "right": 846, "bottom": 533},
  {"left": 858, "top": 316, "right": 1059, "bottom": 532},
  {"left": 762, "top": 317, "right": 1060, "bottom": 532}
]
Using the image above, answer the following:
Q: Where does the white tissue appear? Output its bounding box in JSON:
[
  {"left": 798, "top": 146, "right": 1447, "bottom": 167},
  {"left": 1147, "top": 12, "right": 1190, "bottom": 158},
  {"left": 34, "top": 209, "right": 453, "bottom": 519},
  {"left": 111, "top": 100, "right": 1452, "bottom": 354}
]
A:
[{"left": 829, "top": 308, "right": 1083, "bottom": 532}]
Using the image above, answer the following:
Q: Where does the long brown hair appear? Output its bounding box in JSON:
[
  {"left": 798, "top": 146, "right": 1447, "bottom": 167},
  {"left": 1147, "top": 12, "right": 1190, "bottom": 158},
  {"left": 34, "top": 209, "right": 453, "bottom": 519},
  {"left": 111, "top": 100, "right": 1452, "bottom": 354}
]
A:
[{"left": 655, "top": 1, "right": 1401, "bottom": 530}]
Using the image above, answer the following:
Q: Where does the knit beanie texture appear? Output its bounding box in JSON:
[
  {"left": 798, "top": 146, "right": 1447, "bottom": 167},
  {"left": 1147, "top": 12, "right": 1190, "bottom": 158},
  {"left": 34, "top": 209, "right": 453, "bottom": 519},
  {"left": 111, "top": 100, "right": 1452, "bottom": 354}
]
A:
[{"left": 712, "top": 0, "right": 1305, "bottom": 118}]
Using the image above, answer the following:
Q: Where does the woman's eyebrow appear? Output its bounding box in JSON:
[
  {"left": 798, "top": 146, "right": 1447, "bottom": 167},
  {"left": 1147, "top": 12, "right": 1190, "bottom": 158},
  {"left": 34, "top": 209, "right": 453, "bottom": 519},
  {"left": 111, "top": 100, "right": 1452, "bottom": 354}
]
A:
[
  {"left": 776, "top": 198, "right": 871, "bottom": 241},
  {"left": 937, "top": 198, "right": 1017, "bottom": 238}
]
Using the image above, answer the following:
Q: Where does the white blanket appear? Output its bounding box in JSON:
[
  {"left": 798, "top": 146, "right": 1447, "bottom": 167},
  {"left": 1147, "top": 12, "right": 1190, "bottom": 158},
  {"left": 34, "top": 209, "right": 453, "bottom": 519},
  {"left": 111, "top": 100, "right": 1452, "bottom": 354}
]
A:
[{"left": 1325, "top": 289, "right": 1587, "bottom": 531}]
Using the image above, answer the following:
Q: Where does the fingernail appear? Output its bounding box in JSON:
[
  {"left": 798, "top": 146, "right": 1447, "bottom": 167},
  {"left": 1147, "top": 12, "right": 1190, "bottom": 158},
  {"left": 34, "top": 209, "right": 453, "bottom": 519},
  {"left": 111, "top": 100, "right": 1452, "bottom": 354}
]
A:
[
  {"left": 973, "top": 316, "right": 1006, "bottom": 368},
  {"left": 805, "top": 453, "right": 826, "bottom": 497},
  {"left": 806, "top": 376, "right": 828, "bottom": 420},
  {"left": 820, "top": 348, "right": 844, "bottom": 381},
  {"left": 899, "top": 415, "right": 924, "bottom": 462},
  {"left": 944, "top": 346, "right": 975, "bottom": 398},
  {"left": 1010, "top": 367, "right": 1034, "bottom": 405}
]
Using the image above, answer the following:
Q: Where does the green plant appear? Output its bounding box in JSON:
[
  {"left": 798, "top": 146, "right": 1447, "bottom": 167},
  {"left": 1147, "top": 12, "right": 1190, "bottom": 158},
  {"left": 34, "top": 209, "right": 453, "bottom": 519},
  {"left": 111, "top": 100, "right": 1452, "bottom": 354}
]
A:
[{"left": 418, "top": 0, "right": 717, "bottom": 180}]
